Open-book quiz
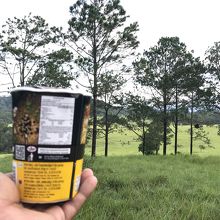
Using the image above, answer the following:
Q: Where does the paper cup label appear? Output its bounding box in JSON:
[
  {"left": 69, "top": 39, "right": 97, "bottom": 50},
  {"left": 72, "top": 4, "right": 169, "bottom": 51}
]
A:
[{"left": 11, "top": 87, "right": 90, "bottom": 203}]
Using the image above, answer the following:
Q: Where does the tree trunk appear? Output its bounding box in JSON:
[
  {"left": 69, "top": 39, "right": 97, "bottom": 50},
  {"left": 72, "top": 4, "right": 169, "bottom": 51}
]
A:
[
  {"left": 91, "top": 25, "right": 97, "bottom": 157},
  {"left": 163, "top": 61, "right": 168, "bottom": 156},
  {"left": 104, "top": 108, "right": 109, "bottom": 157},
  {"left": 91, "top": 92, "right": 97, "bottom": 157},
  {"left": 20, "top": 67, "right": 25, "bottom": 86},
  {"left": 91, "top": 69, "right": 97, "bottom": 157},
  {"left": 190, "top": 92, "right": 194, "bottom": 155},
  {"left": 163, "top": 95, "right": 167, "bottom": 155},
  {"left": 142, "top": 120, "right": 145, "bottom": 155},
  {"left": 174, "top": 86, "right": 178, "bottom": 155},
  {"left": 20, "top": 47, "right": 25, "bottom": 86}
]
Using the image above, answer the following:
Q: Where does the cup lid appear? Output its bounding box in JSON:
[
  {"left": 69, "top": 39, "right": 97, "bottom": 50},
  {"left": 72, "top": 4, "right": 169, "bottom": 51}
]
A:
[{"left": 10, "top": 86, "right": 91, "bottom": 96}]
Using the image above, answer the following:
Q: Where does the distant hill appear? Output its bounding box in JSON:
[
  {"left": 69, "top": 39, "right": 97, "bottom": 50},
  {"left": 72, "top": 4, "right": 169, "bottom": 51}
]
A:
[
  {"left": 0, "top": 96, "right": 12, "bottom": 124},
  {"left": 0, "top": 95, "right": 11, "bottom": 111},
  {"left": 1, "top": 95, "right": 220, "bottom": 125}
]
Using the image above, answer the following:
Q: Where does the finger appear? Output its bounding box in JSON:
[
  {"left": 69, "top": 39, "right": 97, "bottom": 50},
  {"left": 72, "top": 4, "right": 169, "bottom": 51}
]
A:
[
  {"left": 44, "top": 169, "right": 96, "bottom": 220},
  {"left": 61, "top": 174, "right": 97, "bottom": 220},
  {"left": 0, "top": 172, "right": 20, "bottom": 205},
  {"left": 80, "top": 168, "right": 94, "bottom": 182}
]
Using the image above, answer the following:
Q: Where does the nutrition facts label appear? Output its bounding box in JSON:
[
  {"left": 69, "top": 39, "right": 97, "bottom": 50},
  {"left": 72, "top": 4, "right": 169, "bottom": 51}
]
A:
[{"left": 38, "top": 96, "right": 75, "bottom": 145}]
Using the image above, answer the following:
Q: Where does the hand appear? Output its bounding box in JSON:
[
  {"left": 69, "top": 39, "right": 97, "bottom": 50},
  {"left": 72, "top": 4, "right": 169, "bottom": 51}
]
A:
[{"left": 0, "top": 168, "right": 97, "bottom": 220}]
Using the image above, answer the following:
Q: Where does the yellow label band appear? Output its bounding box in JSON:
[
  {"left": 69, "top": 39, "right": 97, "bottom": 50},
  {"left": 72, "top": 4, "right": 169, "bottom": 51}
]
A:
[{"left": 13, "top": 160, "right": 75, "bottom": 203}]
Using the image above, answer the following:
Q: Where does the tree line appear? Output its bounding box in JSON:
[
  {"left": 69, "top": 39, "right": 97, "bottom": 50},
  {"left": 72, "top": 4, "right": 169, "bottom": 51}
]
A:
[{"left": 0, "top": 0, "right": 220, "bottom": 156}]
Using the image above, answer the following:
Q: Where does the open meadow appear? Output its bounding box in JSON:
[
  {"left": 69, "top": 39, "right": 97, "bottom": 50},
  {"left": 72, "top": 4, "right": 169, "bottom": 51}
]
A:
[
  {"left": 0, "top": 125, "right": 219, "bottom": 219},
  {"left": 86, "top": 125, "right": 220, "bottom": 157}
]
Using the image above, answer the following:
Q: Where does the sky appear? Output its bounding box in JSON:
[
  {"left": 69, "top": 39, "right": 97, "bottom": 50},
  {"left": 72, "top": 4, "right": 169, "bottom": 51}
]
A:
[
  {"left": 0, "top": 0, "right": 220, "bottom": 93},
  {"left": 120, "top": 0, "right": 220, "bottom": 57}
]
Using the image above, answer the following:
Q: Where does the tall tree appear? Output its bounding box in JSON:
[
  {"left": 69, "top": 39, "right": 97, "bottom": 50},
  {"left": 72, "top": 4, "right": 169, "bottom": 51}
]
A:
[
  {"left": 171, "top": 51, "right": 199, "bottom": 154},
  {"left": 133, "top": 37, "right": 187, "bottom": 155},
  {"left": 97, "top": 71, "right": 125, "bottom": 156},
  {"left": 66, "top": 0, "right": 139, "bottom": 156},
  {"left": 0, "top": 14, "right": 63, "bottom": 87},
  {"left": 182, "top": 57, "right": 206, "bottom": 154},
  {"left": 122, "top": 94, "right": 161, "bottom": 155}
]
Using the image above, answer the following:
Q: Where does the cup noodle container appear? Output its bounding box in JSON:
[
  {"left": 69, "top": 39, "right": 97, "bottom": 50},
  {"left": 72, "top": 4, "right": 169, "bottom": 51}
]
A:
[{"left": 11, "top": 87, "right": 91, "bottom": 203}]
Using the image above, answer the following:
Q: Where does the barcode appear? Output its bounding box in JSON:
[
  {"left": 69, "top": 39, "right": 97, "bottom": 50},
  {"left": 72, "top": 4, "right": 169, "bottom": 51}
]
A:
[{"left": 15, "top": 145, "right": 25, "bottom": 160}]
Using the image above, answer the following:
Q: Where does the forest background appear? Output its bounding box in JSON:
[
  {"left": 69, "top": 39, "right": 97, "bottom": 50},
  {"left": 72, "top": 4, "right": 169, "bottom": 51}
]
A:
[{"left": 0, "top": 0, "right": 220, "bottom": 157}]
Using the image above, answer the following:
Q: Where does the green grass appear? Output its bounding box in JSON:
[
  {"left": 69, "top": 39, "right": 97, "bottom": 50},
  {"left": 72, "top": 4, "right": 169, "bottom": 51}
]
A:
[
  {"left": 80, "top": 125, "right": 220, "bottom": 219},
  {"left": 167, "top": 125, "right": 220, "bottom": 156},
  {"left": 78, "top": 155, "right": 220, "bottom": 220},
  {"left": 0, "top": 125, "right": 220, "bottom": 219},
  {"left": 85, "top": 125, "right": 220, "bottom": 157},
  {"left": 0, "top": 154, "right": 12, "bottom": 173}
]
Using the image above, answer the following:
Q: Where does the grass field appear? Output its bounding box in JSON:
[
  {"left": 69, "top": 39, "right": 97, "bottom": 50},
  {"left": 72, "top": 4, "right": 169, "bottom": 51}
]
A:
[
  {"left": 85, "top": 125, "right": 220, "bottom": 157},
  {"left": 0, "top": 153, "right": 12, "bottom": 173},
  {"left": 77, "top": 155, "right": 220, "bottom": 220},
  {"left": 0, "top": 125, "right": 219, "bottom": 219}
]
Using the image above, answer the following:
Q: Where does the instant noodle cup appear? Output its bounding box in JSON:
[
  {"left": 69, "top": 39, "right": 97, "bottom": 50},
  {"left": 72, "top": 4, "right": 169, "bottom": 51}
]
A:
[{"left": 11, "top": 86, "right": 91, "bottom": 203}]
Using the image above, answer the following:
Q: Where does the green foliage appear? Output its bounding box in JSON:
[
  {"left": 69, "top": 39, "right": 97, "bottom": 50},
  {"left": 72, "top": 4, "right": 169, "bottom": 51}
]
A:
[
  {"left": 0, "top": 96, "right": 12, "bottom": 152},
  {"left": 134, "top": 37, "right": 187, "bottom": 92},
  {"left": 96, "top": 71, "right": 126, "bottom": 155},
  {"left": 0, "top": 96, "right": 11, "bottom": 111},
  {"left": 139, "top": 119, "right": 163, "bottom": 155},
  {"left": 205, "top": 41, "right": 220, "bottom": 81},
  {"left": 192, "top": 126, "right": 213, "bottom": 150},
  {"left": 121, "top": 94, "right": 175, "bottom": 155},
  {"left": 0, "top": 13, "right": 67, "bottom": 87},
  {"left": 0, "top": 96, "right": 11, "bottom": 112},
  {"left": 217, "top": 124, "right": 220, "bottom": 136},
  {"left": 67, "top": 0, "right": 139, "bottom": 83},
  {"left": 0, "top": 125, "right": 12, "bottom": 152},
  {"left": 133, "top": 37, "right": 191, "bottom": 155},
  {"left": 205, "top": 41, "right": 220, "bottom": 110},
  {"left": 27, "top": 49, "right": 74, "bottom": 88},
  {"left": 124, "top": 94, "right": 152, "bottom": 132},
  {"left": 133, "top": 37, "right": 207, "bottom": 155},
  {"left": 182, "top": 57, "right": 205, "bottom": 95}
]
